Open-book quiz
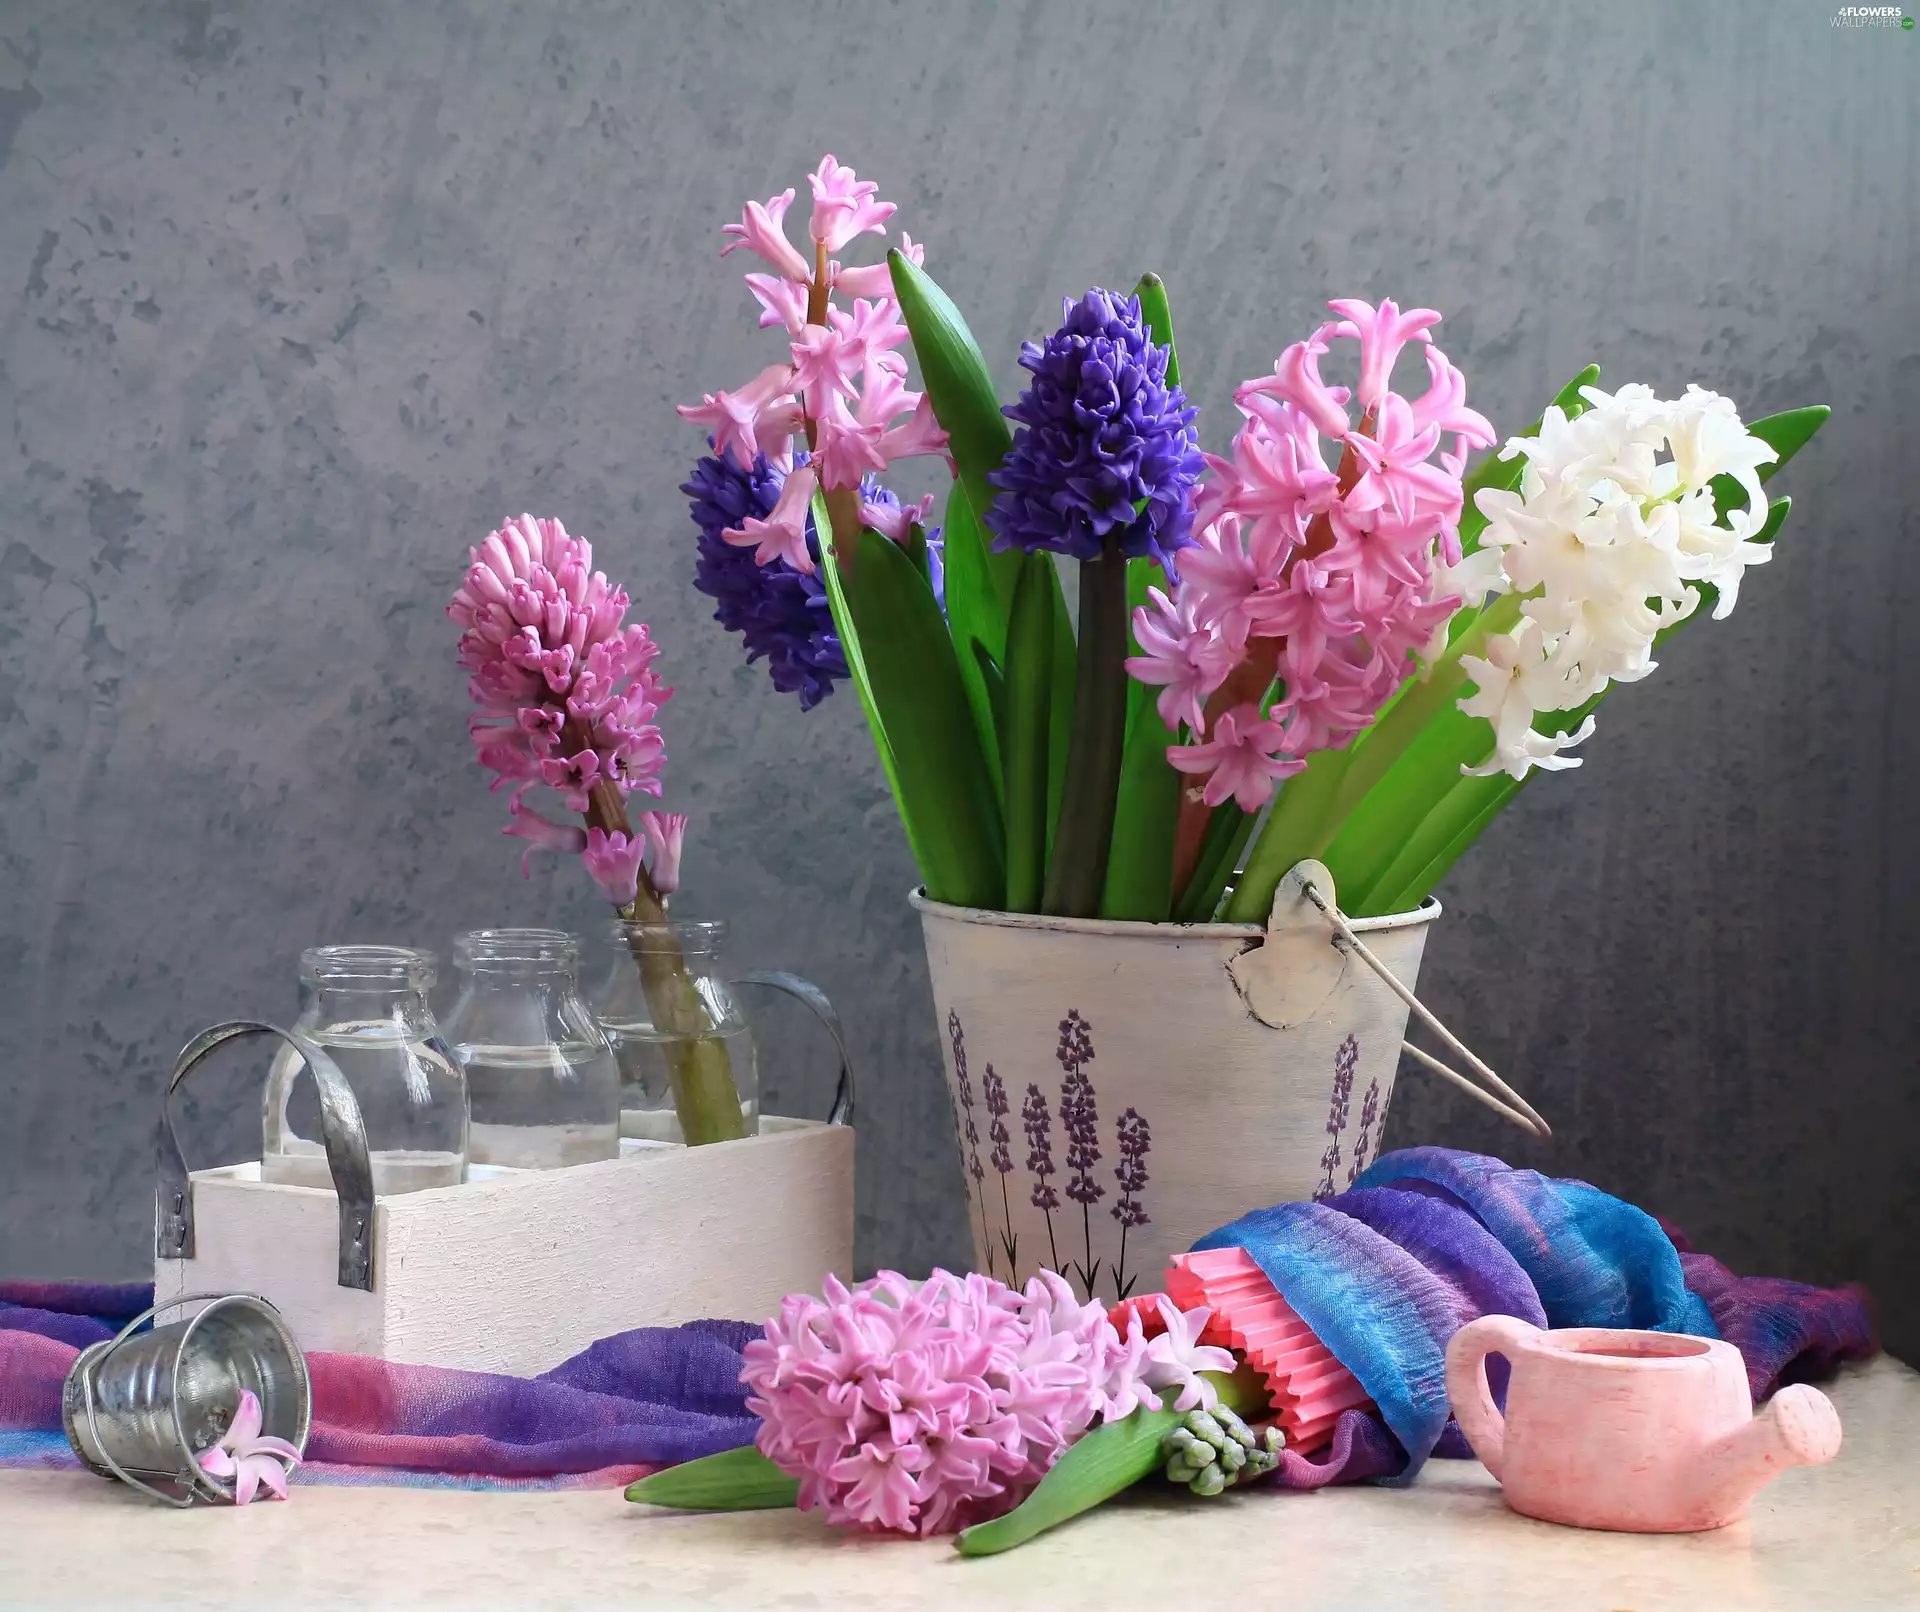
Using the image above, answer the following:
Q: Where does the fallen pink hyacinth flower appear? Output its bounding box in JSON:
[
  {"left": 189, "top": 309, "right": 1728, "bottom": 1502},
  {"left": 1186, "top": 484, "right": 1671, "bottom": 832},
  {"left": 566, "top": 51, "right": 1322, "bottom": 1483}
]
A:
[{"left": 195, "top": 1389, "right": 301, "bottom": 1505}]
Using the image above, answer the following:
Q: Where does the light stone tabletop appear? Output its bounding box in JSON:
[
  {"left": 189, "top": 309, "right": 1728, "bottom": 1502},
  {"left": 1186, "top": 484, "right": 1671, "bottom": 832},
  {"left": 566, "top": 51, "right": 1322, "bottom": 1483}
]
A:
[{"left": 1, "top": 1356, "right": 1915, "bottom": 1612}]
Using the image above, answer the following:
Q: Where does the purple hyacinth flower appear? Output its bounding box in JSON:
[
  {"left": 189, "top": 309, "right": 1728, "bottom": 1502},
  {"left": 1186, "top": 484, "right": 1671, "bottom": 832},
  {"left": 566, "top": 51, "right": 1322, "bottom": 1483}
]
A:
[
  {"left": 684, "top": 448, "right": 942, "bottom": 709},
  {"left": 985, "top": 289, "right": 1204, "bottom": 574}
]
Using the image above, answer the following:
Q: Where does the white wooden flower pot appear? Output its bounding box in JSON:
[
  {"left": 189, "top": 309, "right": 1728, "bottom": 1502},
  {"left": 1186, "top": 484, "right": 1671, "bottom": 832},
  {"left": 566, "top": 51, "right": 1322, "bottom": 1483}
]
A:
[
  {"left": 913, "top": 862, "right": 1440, "bottom": 1304},
  {"left": 153, "top": 1022, "right": 853, "bottom": 1376}
]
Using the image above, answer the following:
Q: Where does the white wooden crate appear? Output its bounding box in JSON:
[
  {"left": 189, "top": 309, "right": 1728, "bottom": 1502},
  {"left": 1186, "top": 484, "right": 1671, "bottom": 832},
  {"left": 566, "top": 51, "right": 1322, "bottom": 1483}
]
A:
[{"left": 154, "top": 1118, "right": 853, "bottom": 1376}]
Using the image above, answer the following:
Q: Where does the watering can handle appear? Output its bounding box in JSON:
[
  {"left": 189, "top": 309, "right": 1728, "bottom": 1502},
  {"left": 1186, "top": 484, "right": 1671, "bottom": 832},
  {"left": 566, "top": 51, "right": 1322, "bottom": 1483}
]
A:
[
  {"left": 730, "top": 970, "right": 854, "bottom": 1127},
  {"left": 155, "top": 1021, "right": 377, "bottom": 1292}
]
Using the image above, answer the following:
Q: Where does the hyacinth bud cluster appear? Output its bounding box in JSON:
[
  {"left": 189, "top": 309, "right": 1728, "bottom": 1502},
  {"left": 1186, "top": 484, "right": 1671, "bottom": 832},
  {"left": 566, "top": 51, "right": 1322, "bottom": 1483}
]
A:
[
  {"left": 743, "top": 1270, "right": 1231, "bottom": 1537},
  {"left": 1126, "top": 299, "right": 1495, "bottom": 811},
  {"left": 677, "top": 155, "right": 949, "bottom": 576},
  {"left": 448, "top": 513, "right": 685, "bottom": 908}
]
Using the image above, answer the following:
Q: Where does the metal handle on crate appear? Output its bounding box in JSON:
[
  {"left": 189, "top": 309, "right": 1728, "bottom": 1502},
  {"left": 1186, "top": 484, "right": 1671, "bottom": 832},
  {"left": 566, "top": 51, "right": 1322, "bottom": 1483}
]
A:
[
  {"left": 1293, "top": 871, "right": 1552, "bottom": 1141},
  {"left": 155, "top": 1021, "right": 377, "bottom": 1291},
  {"left": 730, "top": 970, "right": 854, "bottom": 1126}
]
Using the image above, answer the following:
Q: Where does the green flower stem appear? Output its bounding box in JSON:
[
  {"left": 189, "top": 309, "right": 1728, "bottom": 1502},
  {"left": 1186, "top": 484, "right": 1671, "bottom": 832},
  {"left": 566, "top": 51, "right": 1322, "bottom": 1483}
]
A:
[
  {"left": 622, "top": 914, "right": 750, "bottom": 1146},
  {"left": 1002, "top": 554, "right": 1056, "bottom": 913},
  {"left": 1222, "top": 745, "right": 1352, "bottom": 923},
  {"left": 956, "top": 1366, "right": 1270, "bottom": 1557},
  {"left": 1043, "top": 538, "right": 1131, "bottom": 917},
  {"left": 572, "top": 725, "right": 747, "bottom": 1148}
]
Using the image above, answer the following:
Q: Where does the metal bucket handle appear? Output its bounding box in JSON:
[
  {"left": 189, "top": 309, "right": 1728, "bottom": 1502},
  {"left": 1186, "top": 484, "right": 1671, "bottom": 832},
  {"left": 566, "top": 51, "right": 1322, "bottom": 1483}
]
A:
[
  {"left": 76, "top": 1289, "right": 298, "bottom": 1509},
  {"left": 731, "top": 970, "right": 854, "bottom": 1126},
  {"left": 156, "top": 1021, "right": 377, "bottom": 1291}
]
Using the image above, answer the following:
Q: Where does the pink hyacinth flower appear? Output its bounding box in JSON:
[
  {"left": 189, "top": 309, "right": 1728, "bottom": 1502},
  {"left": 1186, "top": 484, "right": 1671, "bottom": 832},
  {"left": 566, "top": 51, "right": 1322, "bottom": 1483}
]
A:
[
  {"left": 807, "top": 155, "right": 895, "bottom": 253},
  {"left": 861, "top": 492, "right": 935, "bottom": 543},
  {"left": 811, "top": 390, "right": 892, "bottom": 493},
  {"left": 1407, "top": 344, "right": 1497, "bottom": 450},
  {"left": 196, "top": 1389, "right": 301, "bottom": 1506},
  {"left": 1328, "top": 297, "right": 1442, "bottom": 411},
  {"left": 743, "top": 271, "right": 810, "bottom": 336},
  {"left": 877, "top": 391, "right": 948, "bottom": 466},
  {"left": 676, "top": 365, "right": 804, "bottom": 472},
  {"left": 833, "top": 233, "right": 923, "bottom": 300},
  {"left": 1125, "top": 585, "right": 1235, "bottom": 736},
  {"left": 503, "top": 795, "right": 587, "bottom": 876},
  {"left": 582, "top": 827, "right": 647, "bottom": 909},
  {"left": 721, "top": 187, "right": 813, "bottom": 283},
  {"left": 726, "top": 460, "right": 819, "bottom": 572},
  {"left": 1167, "top": 703, "right": 1302, "bottom": 810},
  {"left": 788, "top": 321, "right": 868, "bottom": 415},
  {"left": 638, "top": 810, "right": 688, "bottom": 895},
  {"left": 1243, "top": 325, "right": 1351, "bottom": 441}
]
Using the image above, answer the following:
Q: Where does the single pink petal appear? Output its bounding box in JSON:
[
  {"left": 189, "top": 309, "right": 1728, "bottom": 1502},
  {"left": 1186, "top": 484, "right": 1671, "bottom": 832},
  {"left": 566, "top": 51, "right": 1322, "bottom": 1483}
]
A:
[
  {"left": 227, "top": 1389, "right": 263, "bottom": 1449},
  {"left": 197, "top": 1445, "right": 236, "bottom": 1479},
  {"left": 231, "top": 1462, "right": 260, "bottom": 1507},
  {"left": 246, "top": 1455, "right": 291, "bottom": 1502}
]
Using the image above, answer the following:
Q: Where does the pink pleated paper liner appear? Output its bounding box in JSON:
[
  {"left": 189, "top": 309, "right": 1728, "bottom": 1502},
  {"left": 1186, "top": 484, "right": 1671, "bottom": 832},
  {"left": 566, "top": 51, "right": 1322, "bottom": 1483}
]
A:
[{"left": 1166, "top": 1246, "right": 1375, "bottom": 1454}]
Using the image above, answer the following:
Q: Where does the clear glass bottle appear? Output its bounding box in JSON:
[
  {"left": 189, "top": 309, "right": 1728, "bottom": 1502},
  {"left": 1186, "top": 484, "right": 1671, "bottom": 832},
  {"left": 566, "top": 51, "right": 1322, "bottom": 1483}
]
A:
[
  {"left": 443, "top": 928, "right": 620, "bottom": 1168},
  {"left": 262, "top": 946, "right": 468, "bottom": 1195},
  {"left": 587, "top": 920, "right": 759, "bottom": 1143}
]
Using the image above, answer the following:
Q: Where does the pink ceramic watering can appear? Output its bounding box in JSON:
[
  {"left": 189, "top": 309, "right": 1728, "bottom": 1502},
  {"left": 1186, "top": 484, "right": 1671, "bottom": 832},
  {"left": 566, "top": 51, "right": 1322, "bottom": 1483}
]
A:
[{"left": 1445, "top": 1315, "right": 1842, "bottom": 1533}]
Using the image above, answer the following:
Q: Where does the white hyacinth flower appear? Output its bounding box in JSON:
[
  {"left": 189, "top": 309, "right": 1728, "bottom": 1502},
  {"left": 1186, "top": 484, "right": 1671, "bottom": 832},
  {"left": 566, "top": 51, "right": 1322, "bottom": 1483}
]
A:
[{"left": 1461, "top": 383, "right": 1776, "bottom": 777}]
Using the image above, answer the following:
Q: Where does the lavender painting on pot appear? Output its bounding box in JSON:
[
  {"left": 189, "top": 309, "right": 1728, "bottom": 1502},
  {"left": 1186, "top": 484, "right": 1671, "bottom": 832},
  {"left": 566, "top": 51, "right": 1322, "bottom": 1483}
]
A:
[{"left": 917, "top": 888, "right": 1438, "bottom": 1304}]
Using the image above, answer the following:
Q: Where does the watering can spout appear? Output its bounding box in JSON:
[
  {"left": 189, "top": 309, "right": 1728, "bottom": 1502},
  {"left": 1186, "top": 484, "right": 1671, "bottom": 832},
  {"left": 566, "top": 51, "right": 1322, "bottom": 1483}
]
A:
[{"left": 1684, "top": 1385, "right": 1843, "bottom": 1524}]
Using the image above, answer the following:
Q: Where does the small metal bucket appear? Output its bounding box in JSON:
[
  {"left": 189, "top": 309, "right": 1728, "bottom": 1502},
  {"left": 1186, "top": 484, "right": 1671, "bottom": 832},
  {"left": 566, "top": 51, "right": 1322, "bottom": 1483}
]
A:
[{"left": 61, "top": 1292, "right": 310, "bottom": 1507}]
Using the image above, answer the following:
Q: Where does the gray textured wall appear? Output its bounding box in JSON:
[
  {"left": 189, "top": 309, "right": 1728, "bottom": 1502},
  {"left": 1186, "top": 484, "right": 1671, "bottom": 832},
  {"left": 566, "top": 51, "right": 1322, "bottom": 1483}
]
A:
[{"left": 2, "top": 1, "right": 1914, "bottom": 1357}]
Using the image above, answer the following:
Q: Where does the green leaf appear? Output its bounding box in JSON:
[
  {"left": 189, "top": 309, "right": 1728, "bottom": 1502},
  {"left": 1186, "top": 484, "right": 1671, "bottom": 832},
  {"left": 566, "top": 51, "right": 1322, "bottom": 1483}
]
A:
[
  {"left": 1131, "top": 272, "right": 1181, "bottom": 387},
  {"left": 1003, "top": 554, "right": 1055, "bottom": 912},
  {"left": 1709, "top": 405, "right": 1828, "bottom": 523},
  {"left": 888, "top": 251, "right": 1023, "bottom": 618},
  {"left": 1222, "top": 746, "right": 1352, "bottom": 923},
  {"left": 889, "top": 250, "right": 1079, "bottom": 872},
  {"left": 957, "top": 1408, "right": 1179, "bottom": 1557},
  {"left": 625, "top": 1444, "right": 798, "bottom": 1511},
  {"left": 955, "top": 1367, "right": 1268, "bottom": 1557},
  {"left": 814, "top": 491, "right": 929, "bottom": 877},
  {"left": 1041, "top": 547, "right": 1131, "bottom": 917},
  {"left": 1047, "top": 565, "right": 1076, "bottom": 864},
  {"left": 845, "top": 527, "right": 1006, "bottom": 909},
  {"left": 942, "top": 481, "right": 1007, "bottom": 807},
  {"left": 1100, "top": 558, "right": 1182, "bottom": 921}
]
